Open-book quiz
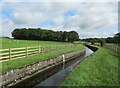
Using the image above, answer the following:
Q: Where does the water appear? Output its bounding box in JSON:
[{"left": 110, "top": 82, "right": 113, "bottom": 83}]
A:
[
  {"left": 10, "top": 47, "right": 94, "bottom": 87},
  {"left": 34, "top": 47, "right": 94, "bottom": 87}
]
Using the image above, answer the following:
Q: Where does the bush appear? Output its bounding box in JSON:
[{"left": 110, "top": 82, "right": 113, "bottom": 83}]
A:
[
  {"left": 100, "top": 39, "right": 106, "bottom": 47},
  {"left": 91, "top": 41, "right": 95, "bottom": 45}
]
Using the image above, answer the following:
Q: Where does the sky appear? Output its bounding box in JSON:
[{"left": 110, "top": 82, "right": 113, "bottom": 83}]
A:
[{"left": 0, "top": 0, "right": 119, "bottom": 39}]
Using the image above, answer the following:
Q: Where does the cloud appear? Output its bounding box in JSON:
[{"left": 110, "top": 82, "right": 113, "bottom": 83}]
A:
[
  {"left": 1, "top": 1, "right": 118, "bottom": 38},
  {"left": 2, "top": 18, "right": 15, "bottom": 37},
  {"left": 63, "top": 2, "right": 117, "bottom": 30},
  {"left": 52, "top": 16, "right": 64, "bottom": 26},
  {"left": 1, "top": 0, "right": 119, "bottom": 2},
  {"left": 12, "top": 12, "right": 47, "bottom": 25},
  {"left": 0, "top": 1, "right": 2, "bottom": 36}
]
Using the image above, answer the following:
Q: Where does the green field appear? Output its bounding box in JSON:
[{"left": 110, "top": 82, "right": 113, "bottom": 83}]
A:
[
  {"left": 61, "top": 46, "right": 119, "bottom": 86},
  {"left": 1, "top": 38, "right": 70, "bottom": 49},
  {"left": 1, "top": 38, "right": 84, "bottom": 73}
]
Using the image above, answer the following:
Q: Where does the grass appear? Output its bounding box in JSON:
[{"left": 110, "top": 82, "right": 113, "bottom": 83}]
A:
[
  {"left": 1, "top": 38, "right": 70, "bottom": 49},
  {"left": 1, "top": 44, "right": 84, "bottom": 73},
  {"left": 60, "top": 46, "right": 119, "bottom": 86}
]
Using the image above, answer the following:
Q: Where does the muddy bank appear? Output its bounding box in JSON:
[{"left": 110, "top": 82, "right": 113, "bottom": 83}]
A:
[{"left": 1, "top": 49, "right": 85, "bottom": 88}]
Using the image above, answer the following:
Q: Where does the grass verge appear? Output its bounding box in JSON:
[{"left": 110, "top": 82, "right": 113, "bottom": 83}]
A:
[
  {"left": 1, "top": 44, "right": 84, "bottom": 73},
  {"left": 1, "top": 38, "right": 70, "bottom": 49},
  {"left": 60, "top": 46, "right": 119, "bottom": 86}
]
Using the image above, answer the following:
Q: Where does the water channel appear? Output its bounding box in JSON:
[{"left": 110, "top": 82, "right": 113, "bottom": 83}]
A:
[
  {"left": 11, "top": 46, "right": 94, "bottom": 87},
  {"left": 34, "top": 47, "right": 94, "bottom": 87}
]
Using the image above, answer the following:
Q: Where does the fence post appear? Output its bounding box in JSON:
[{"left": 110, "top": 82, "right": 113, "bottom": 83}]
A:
[
  {"left": 49, "top": 46, "right": 51, "bottom": 52},
  {"left": 41, "top": 46, "right": 42, "bottom": 53},
  {"left": 9, "top": 48, "right": 11, "bottom": 60},
  {"left": 58, "top": 45, "right": 60, "bottom": 50},
  {"left": 63, "top": 45, "right": 65, "bottom": 49},
  {"left": 51, "top": 46, "right": 53, "bottom": 51},
  {"left": 115, "top": 45, "right": 117, "bottom": 53},
  {"left": 38, "top": 46, "right": 41, "bottom": 53},
  {"left": 51, "top": 46, "right": 52, "bottom": 51},
  {"left": 71, "top": 44, "right": 73, "bottom": 48},
  {"left": 69, "top": 44, "right": 71, "bottom": 48},
  {"left": 53, "top": 46, "right": 54, "bottom": 51},
  {"left": 62, "top": 54, "right": 65, "bottom": 69},
  {"left": 26, "top": 47, "right": 28, "bottom": 57},
  {"left": 65, "top": 44, "right": 67, "bottom": 49},
  {"left": 56, "top": 45, "right": 57, "bottom": 51},
  {"left": 62, "top": 45, "right": 63, "bottom": 50}
]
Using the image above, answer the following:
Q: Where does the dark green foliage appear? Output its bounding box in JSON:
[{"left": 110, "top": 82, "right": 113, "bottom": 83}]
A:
[
  {"left": 12, "top": 28, "right": 79, "bottom": 42},
  {"left": 82, "top": 32, "right": 120, "bottom": 44},
  {"left": 106, "top": 37, "right": 114, "bottom": 43},
  {"left": 100, "top": 39, "right": 106, "bottom": 47},
  {"left": 82, "top": 38, "right": 101, "bottom": 43},
  {"left": 91, "top": 40, "right": 95, "bottom": 45},
  {"left": 114, "top": 32, "right": 120, "bottom": 44}
]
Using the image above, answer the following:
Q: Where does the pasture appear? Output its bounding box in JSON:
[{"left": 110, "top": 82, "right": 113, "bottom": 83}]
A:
[
  {"left": 61, "top": 46, "right": 119, "bottom": 86},
  {"left": 1, "top": 38, "right": 70, "bottom": 49},
  {"left": 1, "top": 38, "right": 84, "bottom": 73}
]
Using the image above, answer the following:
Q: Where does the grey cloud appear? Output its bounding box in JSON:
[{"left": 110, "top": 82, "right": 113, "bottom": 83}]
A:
[{"left": 2, "top": 2, "right": 118, "bottom": 38}]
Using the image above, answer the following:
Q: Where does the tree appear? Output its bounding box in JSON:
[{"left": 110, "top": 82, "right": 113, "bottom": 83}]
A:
[
  {"left": 106, "top": 37, "right": 114, "bottom": 43},
  {"left": 68, "top": 31, "right": 79, "bottom": 42},
  {"left": 11, "top": 28, "right": 80, "bottom": 42},
  {"left": 100, "top": 39, "right": 106, "bottom": 47},
  {"left": 114, "top": 32, "right": 120, "bottom": 44}
]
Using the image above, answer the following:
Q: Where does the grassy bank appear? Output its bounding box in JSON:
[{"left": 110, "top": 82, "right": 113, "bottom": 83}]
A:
[
  {"left": 61, "top": 46, "right": 119, "bottom": 86},
  {"left": 1, "top": 44, "right": 84, "bottom": 73},
  {"left": 1, "top": 38, "right": 70, "bottom": 49}
]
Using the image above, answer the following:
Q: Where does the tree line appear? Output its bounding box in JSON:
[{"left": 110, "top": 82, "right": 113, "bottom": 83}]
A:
[
  {"left": 82, "top": 32, "right": 120, "bottom": 45},
  {"left": 12, "top": 28, "right": 80, "bottom": 42}
]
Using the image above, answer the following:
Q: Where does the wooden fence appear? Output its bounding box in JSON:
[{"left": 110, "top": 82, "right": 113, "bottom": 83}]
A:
[
  {"left": 94, "top": 43, "right": 120, "bottom": 54},
  {"left": 104, "top": 44, "right": 120, "bottom": 54},
  {"left": 0, "top": 44, "right": 74, "bottom": 62}
]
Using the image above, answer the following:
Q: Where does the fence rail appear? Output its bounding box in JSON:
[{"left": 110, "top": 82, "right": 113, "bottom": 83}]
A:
[
  {"left": 0, "top": 44, "right": 75, "bottom": 62},
  {"left": 104, "top": 44, "right": 120, "bottom": 54},
  {"left": 94, "top": 43, "right": 120, "bottom": 54}
]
